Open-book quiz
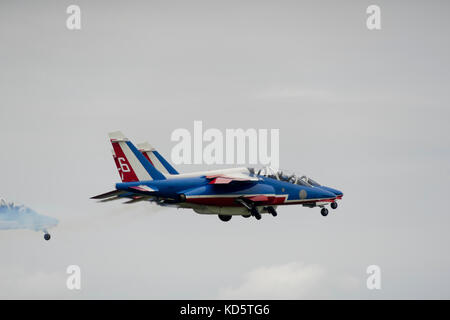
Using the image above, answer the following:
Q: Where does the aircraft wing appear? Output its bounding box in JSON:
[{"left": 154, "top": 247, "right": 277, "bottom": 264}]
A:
[{"left": 206, "top": 173, "right": 259, "bottom": 185}]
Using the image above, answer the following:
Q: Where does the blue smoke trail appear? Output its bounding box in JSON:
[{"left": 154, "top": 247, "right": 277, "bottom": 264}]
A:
[{"left": 0, "top": 199, "right": 58, "bottom": 232}]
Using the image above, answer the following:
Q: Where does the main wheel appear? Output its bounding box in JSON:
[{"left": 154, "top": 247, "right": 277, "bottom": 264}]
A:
[
  {"left": 44, "top": 233, "right": 51, "bottom": 241},
  {"left": 321, "top": 208, "right": 328, "bottom": 217},
  {"left": 267, "top": 207, "right": 277, "bottom": 217},
  {"left": 251, "top": 207, "right": 261, "bottom": 220},
  {"left": 218, "top": 214, "right": 232, "bottom": 222},
  {"left": 331, "top": 202, "right": 338, "bottom": 209},
  {"left": 242, "top": 214, "right": 251, "bottom": 218}
]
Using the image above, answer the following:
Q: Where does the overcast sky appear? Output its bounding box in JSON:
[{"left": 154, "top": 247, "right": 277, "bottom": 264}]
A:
[{"left": 0, "top": 0, "right": 449, "bottom": 299}]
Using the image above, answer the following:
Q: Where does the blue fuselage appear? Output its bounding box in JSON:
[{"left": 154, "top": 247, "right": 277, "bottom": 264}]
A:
[{"left": 116, "top": 175, "right": 338, "bottom": 207}]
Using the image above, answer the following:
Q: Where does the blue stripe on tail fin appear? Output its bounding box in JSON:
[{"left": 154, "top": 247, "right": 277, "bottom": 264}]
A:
[
  {"left": 152, "top": 150, "right": 179, "bottom": 175},
  {"left": 125, "top": 141, "right": 166, "bottom": 180}
]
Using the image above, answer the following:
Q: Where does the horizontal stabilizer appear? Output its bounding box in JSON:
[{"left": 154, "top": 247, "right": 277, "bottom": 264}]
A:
[
  {"left": 123, "top": 196, "right": 154, "bottom": 204},
  {"left": 99, "top": 196, "right": 124, "bottom": 202},
  {"left": 91, "top": 190, "right": 126, "bottom": 200}
]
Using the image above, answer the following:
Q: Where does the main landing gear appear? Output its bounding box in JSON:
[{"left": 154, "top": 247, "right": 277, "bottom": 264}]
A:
[
  {"left": 248, "top": 206, "right": 278, "bottom": 220},
  {"left": 218, "top": 214, "right": 232, "bottom": 222},
  {"left": 222, "top": 198, "right": 279, "bottom": 221},
  {"left": 247, "top": 206, "right": 277, "bottom": 220},
  {"left": 251, "top": 207, "right": 262, "bottom": 220},
  {"left": 267, "top": 207, "right": 277, "bottom": 217}
]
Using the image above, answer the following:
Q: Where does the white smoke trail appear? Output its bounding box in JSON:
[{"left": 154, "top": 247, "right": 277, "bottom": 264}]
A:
[{"left": 0, "top": 198, "right": 58, "bottom": 232}]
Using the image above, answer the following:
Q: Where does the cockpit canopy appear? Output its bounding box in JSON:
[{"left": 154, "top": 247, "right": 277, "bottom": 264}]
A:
[{"left": 249, "top": 166, "right": 322, "bottom": 187}]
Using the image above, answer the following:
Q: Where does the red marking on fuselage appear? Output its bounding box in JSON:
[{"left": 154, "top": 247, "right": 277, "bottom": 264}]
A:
[
  {"left": 186, "top": 195, "right": 286, "bottom": 207},
  {"left": 248, "top": 195, "right": 271, "bottom": 202},
  {"left": 185, "top": 195, "right": 336, "bottom": 207}
]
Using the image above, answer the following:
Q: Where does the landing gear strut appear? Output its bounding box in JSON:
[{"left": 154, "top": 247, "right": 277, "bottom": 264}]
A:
[
  {"left": 251, "top": 207, "right": 261, "bottom": 220},
  {"left": 234, "top": 197, "right": 262, "bottom": 220},
  {"left": 330, "top": 202, "right": 338, "bottom": 209},
  {"left": 321, "top": 208, "right": 329, "bottom": 217},
  {"left": 218, "top": 214, "right": 232, "bottom": 222},
  {"left": 267, "top": 207, "right": 277, "bottom": 217}
]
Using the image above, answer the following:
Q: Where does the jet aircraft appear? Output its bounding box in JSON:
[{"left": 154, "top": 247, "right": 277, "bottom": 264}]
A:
[
  {"left": 92, "top": 131, "right": 343, "bottom": 221},
  {"left": 0, "top": 198, "right": 57, "bottom": 240}
]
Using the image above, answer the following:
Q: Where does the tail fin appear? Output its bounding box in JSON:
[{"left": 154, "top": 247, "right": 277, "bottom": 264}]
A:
[
  {"left": 111, "top": 149, "right": 129, "bottom": 182},
  {"left": 109, "top": 131, "right": 166, "bottom": 182},
  {"left": 137, "top": 142, "right": 179, "bottom": 175}
]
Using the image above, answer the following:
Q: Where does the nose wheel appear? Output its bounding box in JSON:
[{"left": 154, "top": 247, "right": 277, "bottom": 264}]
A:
[
  {"left": 321, "top": 208, "right": 329, "bottom": 217},
  {"left": 331, "top": 202, "right": 338, "bottom": 209}
]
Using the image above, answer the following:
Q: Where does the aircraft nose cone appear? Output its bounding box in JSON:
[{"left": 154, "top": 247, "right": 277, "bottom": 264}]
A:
[
  {"left": 332, "top": 188, "right": 343, "bottom": 197},
  {"left": 313, "top": 188, "right": 336, "bottom": 199},
  {"left": 322, "top": 189, "right": 336, "bottom": 199},
  {"left": 320, "top": 186, "right": 343, "bottom": 197}
]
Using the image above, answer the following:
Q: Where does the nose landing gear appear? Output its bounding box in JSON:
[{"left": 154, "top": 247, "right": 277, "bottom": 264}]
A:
[{"left": 330, "top": 202, "right": 338, "bottom": 209}]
